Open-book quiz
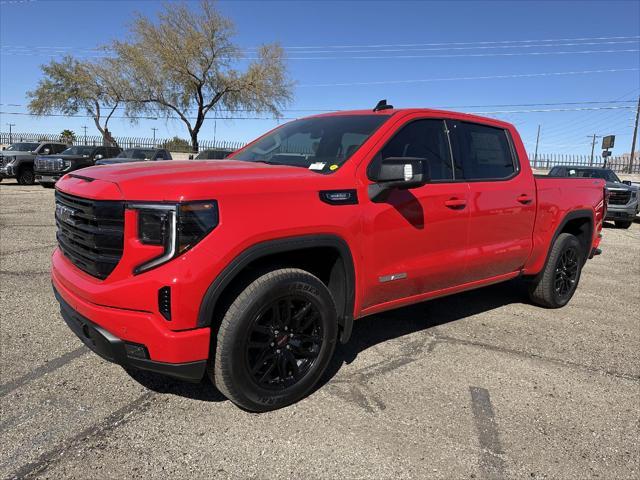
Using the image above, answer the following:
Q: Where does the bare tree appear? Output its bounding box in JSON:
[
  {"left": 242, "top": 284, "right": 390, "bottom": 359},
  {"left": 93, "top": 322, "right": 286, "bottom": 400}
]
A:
[
  {"left": 27, "top": 56, "right": 125, "bottom": 146},
  {"left": 110, "top": 0, "right": 292, "bottom": 152}
]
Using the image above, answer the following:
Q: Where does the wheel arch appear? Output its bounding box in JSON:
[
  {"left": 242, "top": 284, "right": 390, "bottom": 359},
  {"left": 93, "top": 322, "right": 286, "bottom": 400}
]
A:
[
  {"left": 532, "top": 208, "right": 594, "bottom": 279},
  {"left": 197, "top": 234, "right": 356, "bottom": 344}
]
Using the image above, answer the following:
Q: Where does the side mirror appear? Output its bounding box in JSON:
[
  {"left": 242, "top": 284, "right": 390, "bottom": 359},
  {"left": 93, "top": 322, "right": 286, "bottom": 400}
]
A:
[
  {"left": 43, "top": 148, "right": 50, "bottom": 155},
  {"left": 94, "top": 154, "right": 103, "bottom": 160},
  {"left": 622, "top": 180, "right": 632, "bottom": 186},
  {"left": 368, "top": 157, "right": 429, "bottom": 201}
]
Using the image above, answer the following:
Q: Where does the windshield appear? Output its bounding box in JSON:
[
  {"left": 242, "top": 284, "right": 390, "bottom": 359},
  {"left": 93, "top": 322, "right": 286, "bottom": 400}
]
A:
[
  {"left": 567, "top": 168, "right": 621, "bottom": 183},
  {"left": 118, "top": 148, "right": 155, "bottom": 159},
  {"left": 59, "top": 146, "right": 96, "bottom": 156},
  {"left": 231, "top": 115, "right": 389, "bottom": 172},
  {"left": 5, "top": 142, "right": 40, "bottom": 152}
]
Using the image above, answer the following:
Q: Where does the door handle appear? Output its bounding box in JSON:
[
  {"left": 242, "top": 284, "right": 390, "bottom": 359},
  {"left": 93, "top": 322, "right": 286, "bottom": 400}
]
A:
[
  {"left": 517, "top": 194, "right": 533, "bottom": 205},
  {"left": 444, "top": 198, "right": 467, "bottom": 209}
]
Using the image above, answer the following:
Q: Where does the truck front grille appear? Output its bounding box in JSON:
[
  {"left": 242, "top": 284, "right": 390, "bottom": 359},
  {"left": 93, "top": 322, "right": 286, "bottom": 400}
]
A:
[
  {"left": 55, "top": 191, "right": 125, "bottom": 280},
  {"left": 607, "top": 190, "right": 631, "bottom": 205},
  {"left": 35, "top": 157, "right": 64, "bottom": 172}
]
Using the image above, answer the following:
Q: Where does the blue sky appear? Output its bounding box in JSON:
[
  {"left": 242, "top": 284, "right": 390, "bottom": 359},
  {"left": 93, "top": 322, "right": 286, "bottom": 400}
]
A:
[{"left": 1, "top": 0, "right": 639, "bottom": 155}]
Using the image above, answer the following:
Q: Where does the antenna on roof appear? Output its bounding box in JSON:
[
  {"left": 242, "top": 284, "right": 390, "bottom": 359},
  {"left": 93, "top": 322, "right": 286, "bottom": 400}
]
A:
[{"left": 373, "top": 99, "right": 394, "bottom": 112}]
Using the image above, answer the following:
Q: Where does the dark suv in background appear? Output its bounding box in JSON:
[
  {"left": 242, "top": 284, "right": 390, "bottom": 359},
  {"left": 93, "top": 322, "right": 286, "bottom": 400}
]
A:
[
  {"left": 95, "top": 148, "right": 172, "bottom": 165},
  {"left": 35, "top": 145, "right": 121, "bottom": 188},
  {"left": 548, "top": 166, "right": 639, "bottom": 228},
  {"left": 1, "top": 141, "right": 67, "bottom": 185}
]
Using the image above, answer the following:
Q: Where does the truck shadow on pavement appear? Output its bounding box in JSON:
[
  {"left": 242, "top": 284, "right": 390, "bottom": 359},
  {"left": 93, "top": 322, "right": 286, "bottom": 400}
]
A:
[{"left": 125, "top": 279, "right": 529, "bottom": 405}]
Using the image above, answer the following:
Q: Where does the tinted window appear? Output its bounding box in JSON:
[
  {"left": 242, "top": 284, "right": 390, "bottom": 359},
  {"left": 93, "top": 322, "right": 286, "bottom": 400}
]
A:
[
  {"left": 565, "top": 168, "right": 620, "bottom": 183},
  {"left": 375, "top": 119, "right": 454, "bottom": 181},
  {"left": 232, "top": 115, "right": 388, "bottom": 173},
  {"left": 60, "top": 146, "right": 95, "bottom": 156},
  {"left": 53, "top": 144, "right": 67, "bottom": 154},
  {"left": 451, "top": 122, "right": 516, "bottom": 180}
]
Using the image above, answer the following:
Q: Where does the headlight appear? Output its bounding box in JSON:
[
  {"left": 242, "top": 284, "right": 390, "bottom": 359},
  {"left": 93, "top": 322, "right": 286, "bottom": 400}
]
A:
[
  {"left": 5, "top": 156, "right": 16, "bottom": 165},
  {"left": 129, "top": 201, "right": 219, "bottom": 274},
  {"left": 63, "top": 160, "right": 71, "bottom": 169}
]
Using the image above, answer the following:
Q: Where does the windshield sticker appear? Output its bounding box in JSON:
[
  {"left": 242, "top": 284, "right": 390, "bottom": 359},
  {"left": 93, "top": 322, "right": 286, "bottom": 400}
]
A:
[
  {"left": 309, "top": 162, "right": 326, "bottom": 170},
  {"left": 329, "top": 164, "right": 339, "bottom": 171}
]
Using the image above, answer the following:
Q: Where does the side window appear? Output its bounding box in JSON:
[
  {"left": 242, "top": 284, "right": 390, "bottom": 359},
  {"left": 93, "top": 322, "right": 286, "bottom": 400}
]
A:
[
  {"left": 373, "top": 119, "right": 454, "bottom": 181},
  {"left": 451, "top": 122, "right": 516, "bottom": 180},
  {"left": 54, "top": 144, "right": 66, "bottom": 154}
]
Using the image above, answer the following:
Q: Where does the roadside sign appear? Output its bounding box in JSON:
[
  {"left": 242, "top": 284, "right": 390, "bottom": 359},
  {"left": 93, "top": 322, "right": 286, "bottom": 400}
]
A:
[
  {"left": 602, "top": 150, "right": 612, "bottom": 157},
  {"left": 602, "top": 135, "right": 615, "bottom": 149}
]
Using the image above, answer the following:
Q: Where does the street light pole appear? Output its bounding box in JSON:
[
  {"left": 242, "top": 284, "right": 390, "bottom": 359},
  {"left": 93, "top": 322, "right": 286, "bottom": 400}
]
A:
[
  {"left": 82, "top": 126, "right": 88, "bottom": 145},
  {"left": 151, "top": 127, "right": 158, "bottom": 146},
  {"left": 7, "top": 123, "right": 15, "bottom": 144},
  {"left": 628, "top": 95, "right": 640, "bottom": 174},
  {"left": 588, "top": 134, "right": 602, "bottom": 166},
  {"left": 533, "top": 125, "right": 541, "bottom": 169}
]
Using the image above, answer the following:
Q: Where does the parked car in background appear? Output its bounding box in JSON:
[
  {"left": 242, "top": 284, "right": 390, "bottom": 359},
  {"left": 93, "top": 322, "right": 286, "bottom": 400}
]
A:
[
  {"left": 95, "top": 148, "right": 172, "bottom": 165},
  {"left": 0, "top": 141, "right": 67, "bottom": 185},
  {"left": 548, "top": 166, "right": 638, "bottom": 228},
  {"left": 194, "top": 148, "right": 233, "bottom": 160},
  {"left": 35, "top": 145, "right": 121, "bottom": 188},
  {"left": 52, "top": 106, "right": 606, "bottom": 411}
]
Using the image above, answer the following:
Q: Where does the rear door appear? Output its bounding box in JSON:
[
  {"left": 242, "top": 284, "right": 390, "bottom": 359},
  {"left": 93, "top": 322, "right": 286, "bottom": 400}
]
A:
[
  {"left": 359, "top": 117, "right": 470, "bottom": 310},
  {"left": 448, "top": 121, "right": 536, "bottom": 282}
]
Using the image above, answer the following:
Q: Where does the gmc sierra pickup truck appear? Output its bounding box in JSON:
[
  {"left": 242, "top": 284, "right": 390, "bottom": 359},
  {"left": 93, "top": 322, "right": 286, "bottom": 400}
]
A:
[{"left": 51, "top": 105, "right": 606, "bottom": 411}]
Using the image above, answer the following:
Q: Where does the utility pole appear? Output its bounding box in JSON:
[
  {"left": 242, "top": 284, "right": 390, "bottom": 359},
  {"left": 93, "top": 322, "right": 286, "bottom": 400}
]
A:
[
  {"left": 7, "top": 123, "right": 15, "bottom": 144},
  {"left": 82, "top": 126, "right": 88, "bottom": 144},
  {"left": 628, "top": 95, "right": 640, "bottom": 174},
  {"left": 151, "top": 127, "right": 158, "bottom": 146},
  {"left": 588, "top": 134, "right": 602, "bottom": 166},
  {"left": 533, "top": 125, "right": 541, "bottom": 169}
]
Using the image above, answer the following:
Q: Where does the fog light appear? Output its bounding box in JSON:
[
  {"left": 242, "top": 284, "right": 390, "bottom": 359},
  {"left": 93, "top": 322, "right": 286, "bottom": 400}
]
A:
[{"left": 124, "top": 342, "right": 149, "bottom": 359}]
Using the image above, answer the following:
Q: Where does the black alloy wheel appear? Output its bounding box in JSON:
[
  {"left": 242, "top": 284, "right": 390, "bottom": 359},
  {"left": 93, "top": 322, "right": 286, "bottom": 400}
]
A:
[
  {"left": 554, "top": 246, "right": 579, "bottom": 299},
  {"left": 245, "top": 296, "right": 323, "bottom": 390},
  {"left": 212, "top": 268, "right": 338, "bottom": 412}
]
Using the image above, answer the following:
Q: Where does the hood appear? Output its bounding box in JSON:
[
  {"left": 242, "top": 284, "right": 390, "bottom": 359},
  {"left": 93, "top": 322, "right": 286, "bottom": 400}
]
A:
[
  {"left": 59, "top": 160, "right": 328, "bottom": 201},
  {"left": 96, "top": 157, "right": 147, "bottom": 165},
  {"left": 37, "top": 154, "right": 89, "bottom": 161},
  {"left": 0, "top": 150, "right": 34, "bottom": 158},
  {"left": 606, "top": 181, "right": 638, "bottom": 192}
]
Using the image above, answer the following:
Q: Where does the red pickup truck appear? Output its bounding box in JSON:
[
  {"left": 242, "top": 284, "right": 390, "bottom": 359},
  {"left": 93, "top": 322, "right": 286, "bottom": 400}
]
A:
[{"left": 52, "top": 104, "right": 606, "bottom": 411}]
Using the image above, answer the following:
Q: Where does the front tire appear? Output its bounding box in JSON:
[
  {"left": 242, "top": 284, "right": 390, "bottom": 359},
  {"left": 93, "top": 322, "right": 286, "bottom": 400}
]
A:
[
  {"left": 211, "top": 268, "right": 338, "bottom": 412},
  {"left": 529, "top": 233, "right": 584, "bottom": 308},
  {"left": 17, "top": 167, "right": 35, "bottom": 185},
  {"left": 614, "top": 220, "right": 632, "bottom": 229}
]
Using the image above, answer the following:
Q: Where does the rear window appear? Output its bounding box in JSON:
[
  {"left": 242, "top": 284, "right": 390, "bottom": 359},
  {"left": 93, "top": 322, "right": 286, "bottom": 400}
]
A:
[{"left": 451, "top": 122, "right": 516, "bottom": 180}]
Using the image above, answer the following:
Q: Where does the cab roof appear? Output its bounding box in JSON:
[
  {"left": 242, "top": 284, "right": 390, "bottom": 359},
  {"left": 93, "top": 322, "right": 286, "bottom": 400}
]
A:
[{"left": 309, "top": 108, "right": 515, "bottom": 130}]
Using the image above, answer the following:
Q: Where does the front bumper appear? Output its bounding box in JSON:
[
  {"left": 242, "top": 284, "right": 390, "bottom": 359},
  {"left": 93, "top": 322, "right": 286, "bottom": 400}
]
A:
[
  {"left": 52, "top": 262, "right": 211, "bottom": 382},
  {"left": 35, "top": 172, "right": 62, "bottom": 184},
  {"left": 605, "top": 203, "right": 638, "bottom": 221},
  {"left": 0, "top": 165, "right": 15, "bottom": 178}
]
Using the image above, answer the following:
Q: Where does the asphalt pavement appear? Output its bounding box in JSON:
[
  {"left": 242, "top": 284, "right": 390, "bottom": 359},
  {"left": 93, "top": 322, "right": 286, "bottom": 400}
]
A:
[{"left": 0, "top": 180, "right": 638, "bottom": 479}]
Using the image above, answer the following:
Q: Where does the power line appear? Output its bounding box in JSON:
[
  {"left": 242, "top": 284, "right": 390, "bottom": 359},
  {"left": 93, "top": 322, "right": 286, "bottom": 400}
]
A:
[
  {"left": 1, "top": 105, "right": 636, "bottom": 122},
  {"left": 244, "top": 35, "right": 640, "bottom": 50},
  {"left": 4, "top": 38, "right": 639, "bottom": 56},
  {"left": 2, "top": 99, "right": 636, "bottom": 113},
  {"left": 298, "top": 68, "right": 639, "bottom": 87}
]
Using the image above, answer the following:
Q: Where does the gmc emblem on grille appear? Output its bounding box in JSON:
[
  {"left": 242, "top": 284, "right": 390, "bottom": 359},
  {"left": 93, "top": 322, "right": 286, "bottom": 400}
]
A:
[{"left": 56, "top": 204, "right": 78, "bottom": 225}]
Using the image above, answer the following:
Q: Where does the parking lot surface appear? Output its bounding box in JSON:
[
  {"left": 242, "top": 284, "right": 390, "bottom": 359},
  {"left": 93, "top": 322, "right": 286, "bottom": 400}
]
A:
[{"left": 1, "top": 181, "right": 638, "bottom": 480}]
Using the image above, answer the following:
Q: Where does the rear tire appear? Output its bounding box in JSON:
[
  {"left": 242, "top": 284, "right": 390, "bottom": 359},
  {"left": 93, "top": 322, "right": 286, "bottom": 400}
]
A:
[
  {"left": 614, "top": 220, "right": 632, "bottom": 229},
  {"left": 211, "top": 268, "right": 338, "bottom": 412},
  {"left": 17, "top": 167, "right": 35, "bottom": 185},
  {"left": 529, "top": 233, "right": 583, "bottom": 308}
]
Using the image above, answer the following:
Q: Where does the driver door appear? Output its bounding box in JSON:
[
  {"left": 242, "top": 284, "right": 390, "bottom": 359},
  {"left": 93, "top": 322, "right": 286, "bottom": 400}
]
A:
[{"left": 358, "top": 117, "right": 470, "bottom": 312}]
